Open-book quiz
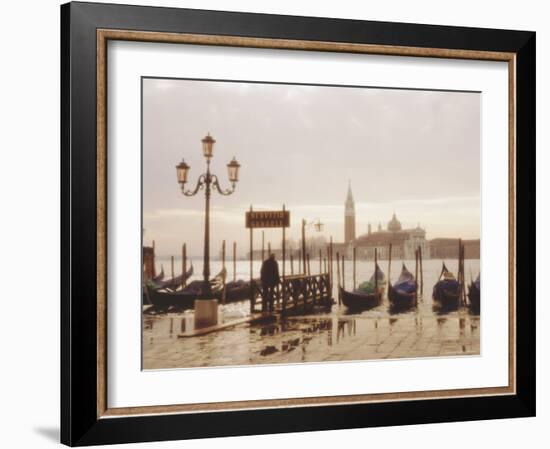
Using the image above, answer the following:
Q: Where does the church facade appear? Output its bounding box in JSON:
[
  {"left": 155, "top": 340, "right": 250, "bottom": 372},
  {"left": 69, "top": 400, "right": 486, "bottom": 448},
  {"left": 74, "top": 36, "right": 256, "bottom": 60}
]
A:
[{"left": 344, "top": 184, "right": 430, "bottom": 260}]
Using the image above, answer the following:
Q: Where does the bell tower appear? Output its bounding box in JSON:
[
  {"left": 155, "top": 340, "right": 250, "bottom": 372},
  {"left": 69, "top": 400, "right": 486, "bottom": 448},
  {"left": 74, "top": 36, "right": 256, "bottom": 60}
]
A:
[{"left": 344, "top": 181, "right": 356, "bottom": 243}]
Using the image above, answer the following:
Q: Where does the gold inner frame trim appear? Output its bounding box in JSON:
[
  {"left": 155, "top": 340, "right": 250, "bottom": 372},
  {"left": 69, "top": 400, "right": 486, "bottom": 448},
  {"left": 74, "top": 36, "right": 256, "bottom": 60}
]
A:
[{"left": 96, "top": 28, "right": 516, "bottom": 419}]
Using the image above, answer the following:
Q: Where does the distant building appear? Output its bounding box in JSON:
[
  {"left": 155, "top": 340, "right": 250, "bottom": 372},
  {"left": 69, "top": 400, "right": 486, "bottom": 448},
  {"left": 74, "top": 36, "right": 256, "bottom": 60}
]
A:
[
  {"left": 429, "top": 238, "right": 480, "bottom": 259},
  {"left": 350, "top": 212, "right": 430, "bottom": 260},
  {"left": 344, "top": 181, "right": 356, "bottom": 243}
]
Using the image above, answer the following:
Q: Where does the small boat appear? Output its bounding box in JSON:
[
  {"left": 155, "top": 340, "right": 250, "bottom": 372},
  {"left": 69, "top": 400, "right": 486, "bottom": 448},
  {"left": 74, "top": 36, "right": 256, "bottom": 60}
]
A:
[
  {"left": 468, "top": 274, "right": 480, "bottom": 314},
  {"left": 146, "top": 268, "right": 227, "bottom": 311},
  {"left": 146, "top": 286, "right": 198, "bottom": 310},
  {"left": 388, "top": 264, "right": 417, "bottom": 311},
  {"left": 152, "top": 264, "right": 194, "bottom": 291},
  {"left": 340, "top": 264, "right": 385, "bottom": 311},
  {"left": 221, "top": 279, "right": 252, "bottom": 302},
  {"left": 432, "top": 263, "right": 461, "bottom": 310},
  {"left": 142, "top": 266, "right": 166, "bottom": 305}
]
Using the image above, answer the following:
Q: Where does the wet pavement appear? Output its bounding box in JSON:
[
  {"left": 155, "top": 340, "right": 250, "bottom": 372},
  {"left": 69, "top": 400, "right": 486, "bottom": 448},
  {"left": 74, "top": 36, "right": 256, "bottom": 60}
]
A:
[{"left": 143, "top": 301, "right": 480, "bottom": 369}]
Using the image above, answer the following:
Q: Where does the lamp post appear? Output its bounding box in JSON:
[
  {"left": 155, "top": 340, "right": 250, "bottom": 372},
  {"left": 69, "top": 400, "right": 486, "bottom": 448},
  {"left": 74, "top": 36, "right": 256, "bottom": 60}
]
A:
[
  {"left": 176, "top": 134, "right": 241, "bottom": 298},
  {"left": 301, "top": 218, "right": 324, "bottom": 274}
]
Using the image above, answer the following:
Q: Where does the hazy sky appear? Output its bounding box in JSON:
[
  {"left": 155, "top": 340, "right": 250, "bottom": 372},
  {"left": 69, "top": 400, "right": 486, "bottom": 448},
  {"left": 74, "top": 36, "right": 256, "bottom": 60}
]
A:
[{"left": 143, "top": 78, "right": 480, "bottom": 257}]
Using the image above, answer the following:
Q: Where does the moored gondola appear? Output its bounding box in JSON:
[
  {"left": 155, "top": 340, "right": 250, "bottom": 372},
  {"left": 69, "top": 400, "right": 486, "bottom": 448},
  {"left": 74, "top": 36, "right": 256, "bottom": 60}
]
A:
[
  {"left": 432, "top": 263, "right": 461, "bottom": 310},
  {"left": 222, "top": 279, "right": 251, "bottom": 302},
  {"left": 340, "top": 264, "right": 385, "bottom": 311},
  {"left": 468, "top": 274, "right": 480, "bottom": 314},
  {"left": 152, "top": 263, "right": 194, "bottom": 291},
  {"left": 146, "top": 268, "right": 237, "bottom": 311},
  {"left": 388, "top": 264, "right": 417, "bottom": 311},
  {"left": 143, "top": 264, "right": 194, "bottom": 305}
]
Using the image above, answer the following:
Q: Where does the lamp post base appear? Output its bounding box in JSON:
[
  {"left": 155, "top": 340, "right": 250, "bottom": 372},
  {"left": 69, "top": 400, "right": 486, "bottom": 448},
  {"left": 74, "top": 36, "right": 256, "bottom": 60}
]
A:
[{"left": 194, "top": 298, "right": 219, "bottom": 329}]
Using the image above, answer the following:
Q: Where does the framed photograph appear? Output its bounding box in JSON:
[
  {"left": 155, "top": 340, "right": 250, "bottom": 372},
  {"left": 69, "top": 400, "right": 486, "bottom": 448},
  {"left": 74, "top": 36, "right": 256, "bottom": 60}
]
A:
[{"left": 61, "top": 1, "right": 535, "bottom": 446}]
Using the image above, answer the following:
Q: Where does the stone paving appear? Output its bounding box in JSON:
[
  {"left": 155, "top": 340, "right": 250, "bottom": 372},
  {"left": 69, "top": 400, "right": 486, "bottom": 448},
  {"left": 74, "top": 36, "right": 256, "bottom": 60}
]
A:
[{"left": 143, "top": 304, "right": 480, "bottom": 369}]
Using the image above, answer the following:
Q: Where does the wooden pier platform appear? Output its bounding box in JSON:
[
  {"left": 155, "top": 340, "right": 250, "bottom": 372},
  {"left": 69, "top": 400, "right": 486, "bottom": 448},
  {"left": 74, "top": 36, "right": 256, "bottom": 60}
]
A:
[
  {"left": 177, "top": 273, "right": 333, "bottom": 338},
  {"left": 250, "top": 273, "right": 333, "bottom": 315}
]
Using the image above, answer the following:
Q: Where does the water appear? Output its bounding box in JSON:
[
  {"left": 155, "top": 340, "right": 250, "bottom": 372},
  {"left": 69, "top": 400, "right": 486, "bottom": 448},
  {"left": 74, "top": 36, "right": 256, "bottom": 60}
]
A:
[{"left": 143, "top": 258, "right": 480, "bottom": 369}]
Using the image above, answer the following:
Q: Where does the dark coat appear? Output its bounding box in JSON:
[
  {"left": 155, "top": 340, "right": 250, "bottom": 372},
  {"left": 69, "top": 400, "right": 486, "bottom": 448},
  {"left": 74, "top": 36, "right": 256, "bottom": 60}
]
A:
[{"left": 260, "top": 257, "right": 280, "bottom": 287}]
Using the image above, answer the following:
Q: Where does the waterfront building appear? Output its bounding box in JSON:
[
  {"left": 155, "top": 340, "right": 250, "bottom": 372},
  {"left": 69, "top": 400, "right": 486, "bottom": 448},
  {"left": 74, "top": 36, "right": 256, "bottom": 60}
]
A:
[
  {"left": 351, "top": 212, "right": 430, "bottom": 260},
  {"left": 429, "top": 238, "right": 480, "bottom": 259}
]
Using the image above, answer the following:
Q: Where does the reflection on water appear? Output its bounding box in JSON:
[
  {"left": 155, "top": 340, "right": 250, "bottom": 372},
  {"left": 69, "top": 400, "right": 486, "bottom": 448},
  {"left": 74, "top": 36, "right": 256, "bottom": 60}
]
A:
[{"left": 143, "top": 258, "right": 481, "bottom": 369}]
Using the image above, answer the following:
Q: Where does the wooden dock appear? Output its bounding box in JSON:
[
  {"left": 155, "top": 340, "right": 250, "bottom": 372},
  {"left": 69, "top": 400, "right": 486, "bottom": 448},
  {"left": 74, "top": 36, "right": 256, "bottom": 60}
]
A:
[
  {"left": 249, "top": 272, "right": 333, "bottom": 315},
  {"left": 176, "top": 273, "right": 332, "bottom": 338}
]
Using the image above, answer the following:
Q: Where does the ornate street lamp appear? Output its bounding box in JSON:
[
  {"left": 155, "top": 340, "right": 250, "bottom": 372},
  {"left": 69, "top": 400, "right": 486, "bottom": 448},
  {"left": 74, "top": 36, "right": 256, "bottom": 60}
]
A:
[
  {"left": 176, "top": 134, "right": 240, "bottom": 298},
  {"left": 301, "top": 218, "right": 324, "bottom": 274}
]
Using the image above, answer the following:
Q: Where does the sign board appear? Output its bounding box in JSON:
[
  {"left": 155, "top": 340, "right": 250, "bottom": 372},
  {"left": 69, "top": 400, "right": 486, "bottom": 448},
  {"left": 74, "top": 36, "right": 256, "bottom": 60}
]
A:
[{"left": 246, "top": 210, "right": 290, "bottom": 228}]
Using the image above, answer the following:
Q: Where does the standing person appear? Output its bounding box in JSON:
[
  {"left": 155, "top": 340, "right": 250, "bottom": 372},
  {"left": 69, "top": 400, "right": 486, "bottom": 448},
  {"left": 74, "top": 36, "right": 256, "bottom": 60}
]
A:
[{"left": 260, "top": 253, "right": 280, "bottom": 312}]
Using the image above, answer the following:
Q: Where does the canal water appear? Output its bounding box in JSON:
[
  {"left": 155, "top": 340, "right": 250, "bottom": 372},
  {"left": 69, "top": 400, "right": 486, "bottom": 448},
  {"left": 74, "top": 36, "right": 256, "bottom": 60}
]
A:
[{"left": 143, "top": 258, "right": 480, "bottom": 369}]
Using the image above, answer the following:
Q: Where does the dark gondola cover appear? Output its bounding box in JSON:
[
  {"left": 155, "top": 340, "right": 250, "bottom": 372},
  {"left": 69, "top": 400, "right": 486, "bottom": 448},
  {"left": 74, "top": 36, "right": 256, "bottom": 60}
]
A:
[
  {"left": 388, "top": 263, "right": 417, "bottom": 311},
  {"left": 222, "top": 279, "right": 252, "bottom": 302},
  {"left": 432, "top": 263, "right": 461, "bottom": 309},
  {"left": 341, "top": 264, "right": 385, "bottom": 311},
  {"left": 468, "top": 274, "right": 480, "bottom": 314}
]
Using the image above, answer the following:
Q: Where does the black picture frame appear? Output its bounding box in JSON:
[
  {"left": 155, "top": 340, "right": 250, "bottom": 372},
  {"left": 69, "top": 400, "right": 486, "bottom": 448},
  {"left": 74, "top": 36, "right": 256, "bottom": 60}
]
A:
[{"left": 61, "top": 1, "right": 535, "bottom": 446}]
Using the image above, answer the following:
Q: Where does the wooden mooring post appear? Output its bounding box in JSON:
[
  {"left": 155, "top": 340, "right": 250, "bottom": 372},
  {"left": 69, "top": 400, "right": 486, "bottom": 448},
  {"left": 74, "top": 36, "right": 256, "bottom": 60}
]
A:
[
  {"left": 329, "top": 236, "right": 334, "bottom": 290},
  {"left": 290, "top": 253, "right": 294, "bottom": 275},
  {"left": 418, "top": 245, "right": 423, "bottom": 295},
  {"left": 387, "top": 243, "right": 393, "bottom": 291},
  {"left": 319, "top": 249, "right": 322, "bottom": 274},
  {"left": 336, "top": 252, "right": 341, "bottom": 305},
  {"left": 232, "top": 241, "right": 236, "bottom": 282},
  {"left": 152, "top": 240, "right": 156, "bottom": 278},
  {"left": 171, "top": 255, "right": 174, "bottom": 280},
  {"left": 249, "top": 205, "right": 254, "bottom": 313},
  {"left": 281, "top": 204, "right": 287, "bottom": 310},
  {"left": 329, "top": 237, "right": 333, "bottom": 298},
  {"left": 353, "top": 247, "right": 357, "bottom": 290},
  {"left": 374, "top": 248, "right": 378, "bottom": 293},
  {"left": 181, "top": 243, "right": 187, "bottom": 289},
  {"left": 221, "top": 240, "right": 227, "bottom": 305},
  {"left": 261, "top": 231, "right": 265, "bottom": 263},
  {"left": 301, "top": 219, "right": 307, "bottom": 274},
  {"left": 341, "top": 254, "right": 346, "bottom": 291},
  {"left": 414, "top": 248, "right": 419, "bottom": 305},
  {"left": 458, "top": 239, "right": 463, "bottom": 306}
]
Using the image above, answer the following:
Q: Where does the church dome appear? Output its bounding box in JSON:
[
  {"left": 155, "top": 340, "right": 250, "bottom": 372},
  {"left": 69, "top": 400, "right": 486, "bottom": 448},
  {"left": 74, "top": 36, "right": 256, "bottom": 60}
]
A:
[{"left": 387, "top": 213, "right": 402, "bottom": 232}]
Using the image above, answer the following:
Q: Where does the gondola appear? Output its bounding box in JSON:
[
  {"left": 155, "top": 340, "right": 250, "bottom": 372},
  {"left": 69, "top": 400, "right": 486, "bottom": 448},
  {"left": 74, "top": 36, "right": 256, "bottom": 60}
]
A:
[
  {"left": 221, "top": 279, "right": 252, "bottom": 302},
  {"left": 468, "top": 274, "right": 480, "bottom": 314},
  {"left": 151, "top": 263, "right": 194, "bottom": 291},
  {"left": 388, "top": 264, "right": 417, "bottom": 311},
  {"left": 432, "top": 263, "right": 461, "bottom": 310},
  {"left": 340, "top": 264, "right": 385, "bottom": 311},
  {"left": 142, "top": 264, "right": 194, "bottom": 305},
  {"left": 148, "top": 269, "right": 250, "bottom": 310}
]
